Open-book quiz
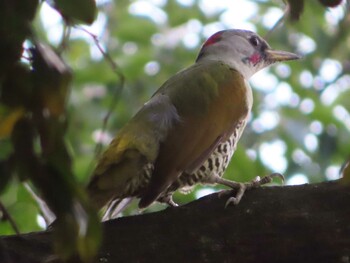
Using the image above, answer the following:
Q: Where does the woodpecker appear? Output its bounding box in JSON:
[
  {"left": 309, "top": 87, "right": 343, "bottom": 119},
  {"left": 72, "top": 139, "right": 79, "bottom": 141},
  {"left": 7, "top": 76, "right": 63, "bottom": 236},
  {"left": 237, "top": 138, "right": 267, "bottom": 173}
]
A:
[{"left": 87, "top": 29, "right": 300, "bottom": 219}]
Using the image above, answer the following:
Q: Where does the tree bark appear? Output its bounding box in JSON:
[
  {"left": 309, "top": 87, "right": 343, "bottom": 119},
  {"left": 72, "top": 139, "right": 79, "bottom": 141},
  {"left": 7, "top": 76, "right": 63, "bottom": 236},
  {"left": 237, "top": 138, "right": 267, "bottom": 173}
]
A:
[{"left": 1, "top": 180, "right": 350, "bottom": 263}]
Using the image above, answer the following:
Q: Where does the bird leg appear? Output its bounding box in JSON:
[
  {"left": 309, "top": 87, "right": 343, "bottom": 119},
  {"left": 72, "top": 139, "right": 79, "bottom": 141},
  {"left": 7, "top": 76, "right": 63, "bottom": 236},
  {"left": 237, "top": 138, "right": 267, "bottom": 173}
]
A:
[
  {"left": 215, "top": 173, "right": 284, "bottom": 207},
  {"left": 157, "top": 194, "right": 179, "bottom": 207}
]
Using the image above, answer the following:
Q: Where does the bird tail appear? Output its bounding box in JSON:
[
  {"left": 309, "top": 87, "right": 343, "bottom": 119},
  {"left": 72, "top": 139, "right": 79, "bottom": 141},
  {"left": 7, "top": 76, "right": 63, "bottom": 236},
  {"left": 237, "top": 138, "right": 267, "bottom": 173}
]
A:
[{"left": 102, "top": 197, "right": 134, "bottom": 221}]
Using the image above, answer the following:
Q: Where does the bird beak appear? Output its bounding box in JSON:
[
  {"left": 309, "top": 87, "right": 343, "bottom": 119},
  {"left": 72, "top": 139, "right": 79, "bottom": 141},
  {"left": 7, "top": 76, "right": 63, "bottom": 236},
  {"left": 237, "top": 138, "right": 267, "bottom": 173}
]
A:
[{"left": 265, "top": 49, "right": 301, "bottom": 63}]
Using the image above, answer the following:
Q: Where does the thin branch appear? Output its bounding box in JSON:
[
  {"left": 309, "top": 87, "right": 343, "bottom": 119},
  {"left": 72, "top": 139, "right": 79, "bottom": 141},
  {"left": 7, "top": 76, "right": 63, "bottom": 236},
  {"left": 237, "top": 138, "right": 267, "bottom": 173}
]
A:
[
  {"left": 75, "top": 26, "right": 126, "bottom": 158},
  {"left": 57, "top": 24, "right": 71, "bottom": 54},
  {"left": 0, "top": 201, "right": 20, "bottom": 235},
  {"left": 264, "top": 5, "right": 289, "bottom": 40}
]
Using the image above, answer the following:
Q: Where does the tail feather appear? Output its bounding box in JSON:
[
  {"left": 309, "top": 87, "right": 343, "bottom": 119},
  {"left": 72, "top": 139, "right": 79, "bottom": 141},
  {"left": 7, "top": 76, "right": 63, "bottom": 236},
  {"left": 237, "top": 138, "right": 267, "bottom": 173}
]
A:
[{"left": 102, "top": 197, "right": 134, "bottom": 221}]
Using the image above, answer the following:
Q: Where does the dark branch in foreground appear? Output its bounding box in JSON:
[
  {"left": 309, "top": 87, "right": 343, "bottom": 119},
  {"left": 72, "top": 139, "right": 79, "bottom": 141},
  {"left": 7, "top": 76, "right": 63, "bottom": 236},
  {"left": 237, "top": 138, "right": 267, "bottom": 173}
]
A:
[{"left": 1, "top": 180, "right": 350, "bottom": 263}]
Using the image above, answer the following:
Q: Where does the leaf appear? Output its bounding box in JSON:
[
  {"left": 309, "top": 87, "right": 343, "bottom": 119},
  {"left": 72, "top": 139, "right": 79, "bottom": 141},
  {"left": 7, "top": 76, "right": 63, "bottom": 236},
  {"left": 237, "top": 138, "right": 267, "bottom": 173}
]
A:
[
  {"left": 0, "top": 0, "right": 38, "bottom": 75},
  {"left": 48, "top": 164, "right": 101, "bottom": 262},
  {"left": 48, "top": 0, "right": 97, "bottom": 25},
  {"left": 0, "top": 107, "right": 25, "bottom": 139},
  {"left": 287, "top": 0, "right": 304, "bottom": 20},
  {"left": 318, "top": 0, "right": 343, "bottom": 7},
  {"left": 31, "top": 42, "right": 72, "bottom": 117},
  {"left": 0, "top": 159, "right": 12, "bottom": 194},
  {"left": 0, "top": 63, "right": 32, "bottom": 108},
  {"left": 11, "top": 118, "right": 102, "bottom": 261}
]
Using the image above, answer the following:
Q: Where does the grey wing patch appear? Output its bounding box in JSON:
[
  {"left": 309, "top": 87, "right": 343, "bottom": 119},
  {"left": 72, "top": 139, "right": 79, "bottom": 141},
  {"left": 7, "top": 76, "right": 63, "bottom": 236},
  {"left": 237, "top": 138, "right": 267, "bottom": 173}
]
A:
[{"left": 144, "top": 93, "right": 181, "bottom": 142}]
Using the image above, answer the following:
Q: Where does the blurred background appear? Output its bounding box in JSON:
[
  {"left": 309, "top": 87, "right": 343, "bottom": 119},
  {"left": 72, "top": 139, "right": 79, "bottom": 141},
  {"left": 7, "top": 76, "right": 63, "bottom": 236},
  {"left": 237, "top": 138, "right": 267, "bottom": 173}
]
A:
[{"left": 1, "top": 0, "right": 349, "bottom": 234}]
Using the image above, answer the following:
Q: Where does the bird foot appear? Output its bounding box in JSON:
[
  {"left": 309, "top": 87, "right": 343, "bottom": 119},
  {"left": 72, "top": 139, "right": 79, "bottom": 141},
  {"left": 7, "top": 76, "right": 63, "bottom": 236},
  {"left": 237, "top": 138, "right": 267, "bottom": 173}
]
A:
[
  {"left": 218, "top": 173, "right": 284, "bottom": 207},
  {"left": 157, "top": 195, "right": 178, "bottom": 207}
]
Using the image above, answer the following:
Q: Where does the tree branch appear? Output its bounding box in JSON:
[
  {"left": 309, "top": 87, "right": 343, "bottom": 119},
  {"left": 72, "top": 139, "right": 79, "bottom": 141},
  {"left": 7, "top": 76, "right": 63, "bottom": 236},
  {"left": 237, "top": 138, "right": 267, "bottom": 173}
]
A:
[{"left": 1, "top": 180, "right": 350, "bottom": 263}]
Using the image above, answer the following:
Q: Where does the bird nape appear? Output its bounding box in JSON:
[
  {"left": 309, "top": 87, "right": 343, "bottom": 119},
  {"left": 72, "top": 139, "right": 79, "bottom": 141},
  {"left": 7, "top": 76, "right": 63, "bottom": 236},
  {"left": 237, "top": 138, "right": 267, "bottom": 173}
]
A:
[{"left": 86, "top": 29, "right": 300, "bottom": 220}]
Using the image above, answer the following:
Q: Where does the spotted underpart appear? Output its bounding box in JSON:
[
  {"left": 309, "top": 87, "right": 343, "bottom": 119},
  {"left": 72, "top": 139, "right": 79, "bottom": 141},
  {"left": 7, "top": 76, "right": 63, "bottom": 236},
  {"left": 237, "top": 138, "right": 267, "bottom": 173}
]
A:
[
  {"left": 166, "top": 133, "right": 236, "bottom": 194},
  {"left": 104, "top": 120, "right": 245, "bottom": 217}
]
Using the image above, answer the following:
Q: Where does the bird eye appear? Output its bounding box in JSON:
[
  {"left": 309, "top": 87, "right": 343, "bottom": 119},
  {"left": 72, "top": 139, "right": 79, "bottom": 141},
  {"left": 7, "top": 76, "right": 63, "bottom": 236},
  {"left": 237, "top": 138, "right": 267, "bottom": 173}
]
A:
[{"left": 249, "top": 36, "right": 260, "bottom": 47}]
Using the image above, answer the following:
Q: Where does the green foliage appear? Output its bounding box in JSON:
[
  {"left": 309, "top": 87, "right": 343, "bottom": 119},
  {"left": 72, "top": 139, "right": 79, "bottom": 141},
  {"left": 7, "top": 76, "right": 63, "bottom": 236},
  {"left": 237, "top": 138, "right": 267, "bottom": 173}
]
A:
[
  {"left": 0, "top": 0, "right": 101, "bottom": 262},
  {"left": 49, "top": 0, "right": 97, "bottom": 24},
  {"left": 0, "top": 0, "right": 349, "bottom": 260}
]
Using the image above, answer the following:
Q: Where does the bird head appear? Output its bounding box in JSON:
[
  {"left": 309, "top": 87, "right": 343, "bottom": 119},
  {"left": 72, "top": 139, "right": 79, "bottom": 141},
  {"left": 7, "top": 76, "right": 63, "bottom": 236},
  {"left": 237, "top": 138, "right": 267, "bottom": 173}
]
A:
[{"left": 196, "top": 29, "right": 300, "bottom": 79}]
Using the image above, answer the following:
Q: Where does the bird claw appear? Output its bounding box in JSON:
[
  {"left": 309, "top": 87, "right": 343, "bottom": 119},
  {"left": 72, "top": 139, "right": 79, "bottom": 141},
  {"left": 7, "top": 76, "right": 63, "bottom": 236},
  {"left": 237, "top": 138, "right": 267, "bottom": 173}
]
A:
[
  {"left": 217, "top": 189, "right": 231, "bottom": 198},
  {"left": 217, "top": 182, "right": 246, "bottom": 206},
  {"left": 269, "top": 172, "right": 285, "bottom": 184},
  {"left": 225, "top": 197, "right": 239, "bottom": 207},
  {"left": 169, "top": 201, "right": 179, "bottom": 207},
  {"left": 248, "top": 173, "right": 284, "bottom": 188},
  {"left": 222, "top": 173, "right": 285, "bottom": 207},
  {"left": 257, "top": 173, "right": 285, "bottom": 186},
  {"left": 157, "top": 195, "right": 178, "bottom": 207}
]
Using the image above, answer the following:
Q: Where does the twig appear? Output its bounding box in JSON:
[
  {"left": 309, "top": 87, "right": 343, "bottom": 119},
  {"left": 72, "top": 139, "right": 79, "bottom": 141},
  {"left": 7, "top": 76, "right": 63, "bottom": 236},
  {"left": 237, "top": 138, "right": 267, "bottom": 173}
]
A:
[
  {"left": 75, "top": 26, "right": 126, "bottom": 158},
  {"left": 264, "top": 5, "right": 289, "bottom": 40},
  {"left": 57, "top": 24, "right": 71, "bottom": 54},
  {"left": 0, "top": 200, "right": 20, "bottom": 235}
]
